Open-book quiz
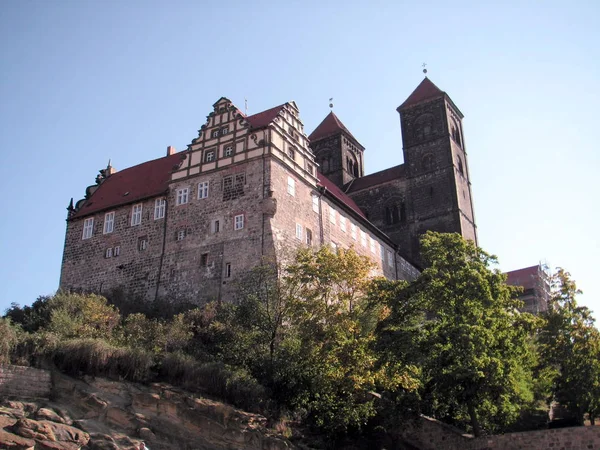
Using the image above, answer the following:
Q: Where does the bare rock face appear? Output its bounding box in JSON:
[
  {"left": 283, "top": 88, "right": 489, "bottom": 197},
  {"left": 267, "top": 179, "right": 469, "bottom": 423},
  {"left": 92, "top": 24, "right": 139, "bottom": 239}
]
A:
[{"left": 0, "top": 370, "right": 294, "bottom": 450}]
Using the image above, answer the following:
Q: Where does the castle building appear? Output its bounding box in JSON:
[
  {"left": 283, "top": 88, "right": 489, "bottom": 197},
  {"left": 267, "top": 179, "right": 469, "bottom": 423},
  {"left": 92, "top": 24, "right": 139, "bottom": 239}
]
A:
[
  {"left": 59, "top": 78, "right": 474, "bottom": 303},
  {"left": 506, "top": 264, "right": 551, "bottom": 315}
]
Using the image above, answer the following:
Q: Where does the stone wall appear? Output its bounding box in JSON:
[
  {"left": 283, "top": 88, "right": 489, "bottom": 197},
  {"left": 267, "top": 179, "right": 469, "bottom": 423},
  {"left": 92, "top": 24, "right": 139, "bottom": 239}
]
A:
[
  {"left": 0, "top": 364, "right": 51, "bottom": 399},
  {"left": 402, "top": 415, "right": 600, "bottom": 450}
]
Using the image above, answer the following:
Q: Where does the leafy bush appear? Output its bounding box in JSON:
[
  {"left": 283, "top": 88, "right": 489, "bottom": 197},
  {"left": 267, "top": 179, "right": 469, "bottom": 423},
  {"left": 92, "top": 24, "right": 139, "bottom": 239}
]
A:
[{"left": 0, "top": 318, "right": 20, "bottom": 364}]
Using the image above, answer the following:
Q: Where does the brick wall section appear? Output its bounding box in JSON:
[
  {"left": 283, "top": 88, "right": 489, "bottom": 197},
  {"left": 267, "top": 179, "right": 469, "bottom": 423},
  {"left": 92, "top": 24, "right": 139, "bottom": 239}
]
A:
[
  {"left": 402, "top": 415, "right": 600, "bottom": 450},
  {"left": 0, "top": 364, "right": 51, "bottom": 399}
]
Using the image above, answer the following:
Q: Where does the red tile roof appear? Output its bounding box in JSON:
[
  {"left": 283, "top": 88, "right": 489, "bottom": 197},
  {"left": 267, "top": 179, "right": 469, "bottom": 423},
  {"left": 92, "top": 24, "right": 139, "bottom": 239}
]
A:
[
  {"left": 309, "top": 111, "right": 362, "bottom": 147},
  {"left": 506, "top": 265, "right": 539, "bottom": 291},
  {"left": 399, "top": 77, "right": 445, "bottom": 109},
  {"left": 345, "top": 164, "right": 406, "bottom": 193},
  {"left": 317, "top": 173, "right": 366, "bottom": 219},
  {"left": 70, "top": 153, "right": 185, "bottom": 219},
  {"left": 245, "top": 104, "right": 285, "bottom": 130}
]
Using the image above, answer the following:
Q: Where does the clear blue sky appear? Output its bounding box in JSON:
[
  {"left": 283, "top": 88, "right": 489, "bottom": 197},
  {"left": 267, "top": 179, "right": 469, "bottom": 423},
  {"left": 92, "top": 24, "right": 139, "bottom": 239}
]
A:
[{"left": 1, "top": 0, "right": 598, "bottom": 316}]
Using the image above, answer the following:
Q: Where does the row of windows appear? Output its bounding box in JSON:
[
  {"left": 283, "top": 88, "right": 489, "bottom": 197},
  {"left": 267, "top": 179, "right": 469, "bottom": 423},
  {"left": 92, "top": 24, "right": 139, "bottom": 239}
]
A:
[
  {"left": 210, "top": 126, "right": 229, "bottom": 138},
  {"left": 175, "top": 214, "right": 245, "bottom": 242},
  {"left": 82, "top": 199, "right": 167, "bottom": 239}
]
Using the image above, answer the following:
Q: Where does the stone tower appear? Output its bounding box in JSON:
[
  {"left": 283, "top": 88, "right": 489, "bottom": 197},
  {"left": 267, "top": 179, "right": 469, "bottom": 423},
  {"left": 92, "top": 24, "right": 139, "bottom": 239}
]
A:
[
  {"left": 397, "top": 77, "right": 477, "bottom": 261},
  {"left": 309, "top": 112, "right": 365, "bottom": 188}
]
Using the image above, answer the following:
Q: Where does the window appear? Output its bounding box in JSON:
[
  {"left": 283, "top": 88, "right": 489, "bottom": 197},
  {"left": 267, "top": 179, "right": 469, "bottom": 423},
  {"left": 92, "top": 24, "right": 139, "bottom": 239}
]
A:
[
  {"left": 225, "top": 263, "right": 232, "bottom": 278},
  {"left": 103, "top": 212, "right": 115, "bottom": 234},
  {"left": 221, "top": 126, "right": 229, "bottom": 135},
  {"left": 340, "top": 216, "right": 347, "bottom": 232},
  {"left": 138, "top": 237, "right": 148, "bottom": 251},
  {"left": 211, "top": 130, "right": 219, "bottom": 138},
  {"left": 351, "top": 223, "right": 357, "bottom": 240},
  {"left": 234, "top": 214, "right": 244, "bottom": 230},
  {"left": 422, "top": 154, "right": 434, "bottom": 171},
  {"left": 205, "top": 150, "right": 215, "bottom": 162},
  {"left": 287, "top": 176, "right": 295, "bottom": 196},
  {"left": 306, "top": 164, "right": 314, "bottom": 176},
  {"left": 329, "top": 208, "right": 336, "bottom": 225},
  {"left": 370, "top": 237, "right": 377, "bottom": 254},
  {"left": 176, "top": 229, "right": 186, "bottom": 241},
  {"left": 200, "top": 253, "right": 208, "bottom": 267},
  {"left": 211, "top": 219, "right": 220, "bottom": 234},
  {"left": 131, "top": 204, "right": 142, "bottom": 226},
  {"left": 306, "top": 228, "right": 313, "bottom": 246},
  {"left": 176, "top": 188, "right": 189, "bottom": 205},
  {"left": 198, "top": 181, "right": 209, "bottom": 199},
  {"left": 457, "top": 156, "right": 464, "bottom": 176},
  {"left": 154, "top": 198, "right": 166, "bottom": 219},
  {"left": 380, "top": 244, "right": 386, "bottom": 264},
  {"left": 223, "top": 173, "right": 245, "bottom": 201},
  {"left": 287, "top": 147, "right": 295, "bottom": 160},
  {"left": 360, "top": 230, "right": 367, "bottom": 247},
  {"left": 387, "top": 250, "right": 394, "bottom": 267},
  {"left": 295, "top": 223, "right": 303, "bottom": 241},
  {"left": 105, "top": 248, "right": 113, "bottom": 258},
  {"left": 312, "top": 195, "right": 319, "bottom": 213},
  {"left": 113, "top": 246, "right": 120, "bottom": 257},
  {"left": 330, "top": 242, "right": 338, "bottom": 253},
  {"left": 82, "top": 218, "right": 94, "bottom": 240},
  {"left": 224, "top": 145, "right": 233, "bottom": 157}
]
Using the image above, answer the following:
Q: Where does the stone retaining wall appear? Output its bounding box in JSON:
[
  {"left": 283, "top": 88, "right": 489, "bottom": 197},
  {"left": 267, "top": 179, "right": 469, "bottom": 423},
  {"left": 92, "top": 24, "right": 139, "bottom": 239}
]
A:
[{"left": 0, "top": 364, "right": 51, "bottom": 399}]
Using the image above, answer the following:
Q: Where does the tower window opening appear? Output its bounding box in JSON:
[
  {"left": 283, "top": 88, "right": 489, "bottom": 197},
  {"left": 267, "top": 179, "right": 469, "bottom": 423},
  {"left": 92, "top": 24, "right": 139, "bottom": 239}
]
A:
[{"left": 457, "top": 156, "right": 464, "bottom": 176}]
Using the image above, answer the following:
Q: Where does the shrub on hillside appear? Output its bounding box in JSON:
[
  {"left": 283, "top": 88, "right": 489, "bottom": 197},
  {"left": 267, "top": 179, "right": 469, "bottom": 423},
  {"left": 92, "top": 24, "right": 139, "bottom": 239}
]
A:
[{"left": 0, "top": 318, "right": 20, "bottom": 364}]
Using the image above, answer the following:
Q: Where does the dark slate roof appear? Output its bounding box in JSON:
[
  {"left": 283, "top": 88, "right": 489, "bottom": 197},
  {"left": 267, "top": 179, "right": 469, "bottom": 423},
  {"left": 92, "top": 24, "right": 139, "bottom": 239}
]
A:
[
  {"left": 398, "top": 77, "right": 445, "bottom": 109},
  {"left": 309, "top": 111, "right": 363, "bottom": 147},
  {"left": 245, "top": 104, "right": 285, "bottom": 130},
  {"left": 506, "top": 265, "right": 539, "bottom": 291},
  {"left": 70, "top": 153, "right": 185, "bottom": 219},
  {"left": 345, "top": 164, "right": 406, "bottom": 193},
  {"left": 317, "top": 173, "right": 366, "bottom": 219}
]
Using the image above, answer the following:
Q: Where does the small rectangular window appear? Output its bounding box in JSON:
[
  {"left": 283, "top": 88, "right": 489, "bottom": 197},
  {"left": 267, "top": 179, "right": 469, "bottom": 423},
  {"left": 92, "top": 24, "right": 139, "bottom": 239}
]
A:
[
  {"left": 138, "top": 237, "right": 148, "bottom": 251},
  {"left": 234, "top": 214, "right": 244, "bottom": 230},
  {"left": 387, "top": 250, "right": 394, "bottom": 267},
  {"left": 381, "top": 244, "right": 386, "bottom": 264},
  {"left": 224, "top": 145, "right": 233, "bottom": 157},
  {"left": 131, "top": 204, "right": 143, "bottom": 226},
  {"left": 103, "top": 212, "right": 115, "bottom": 234},
  {"left": 360, "top": 230, "right": 367, "bottom": 248},
  {"left": 200, "top": 253, "right": 208, "bottom": 267},
  {"left": 370, "top": 237, "right": 377, "bottom": 254},
  {"left": 212, "top": 130, "right": 219, "bottom": 138},
  {"left": 225, "top": 263, "right": 232, "bottom": 278},
  {"left": 221, "top": 126, "right": 229, "bottom": 135},
  {"left": 340, "top": 216, "right": 347, "bottom": 232},
  {"left": 205, "top": 151, "right": 215, "bottom": 162},
  {"left": 329, "top": 208, "right": 336, "bottom": 225},
  {"left": 105, "top": 248, "right": 113, "bottom": 258},
  {"left": 306, "top": 228, "right": 313, "bottom": 246},
  {"left": 154, "top": 198, "right": 166, "bottom": 219},
  {"left": 211, "top": 219, "right": 220, "bottom": 234},
  {"left": 113, "top": 246, "right": 120, "bottom": 257},
  {"left": 177, "top": 188, "right": 189, "bottom": 205},
  {"left": 176, "top": 229, "right": 186, "bottom": 241},
  {"left": 295, "top": 223, "right": 303, "bottom": 241},
  {"left": 312, "top": 195, "right": 319, "bottom": 213},
  {"left": 351, "top": 223, "right": 357, "bottom": 240},
  {"left": 287, "top": 176, "right": 295, "bottom": 196},
  {"left": 82, "top": 218, "right": 94, "bottom": 240},
  {"left": 198, "top": 181, "right": 209, "bottom": 199}
]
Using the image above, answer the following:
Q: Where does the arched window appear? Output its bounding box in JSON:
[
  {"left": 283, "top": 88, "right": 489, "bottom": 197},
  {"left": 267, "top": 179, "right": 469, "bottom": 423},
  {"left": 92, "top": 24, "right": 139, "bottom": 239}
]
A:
[
  {"left": 414, "top": 113, "right": 435, "bottom": 140},
  {"left": 400, "top": 202, "right": 406, "bottom": 223},
  {"left": 452, "top": 119, "right": 462, "bottom": 146}
]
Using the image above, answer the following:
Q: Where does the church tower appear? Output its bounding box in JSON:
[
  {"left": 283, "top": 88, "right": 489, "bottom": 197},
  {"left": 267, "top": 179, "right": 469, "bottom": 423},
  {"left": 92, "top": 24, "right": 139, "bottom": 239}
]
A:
[
  {"left": 398, "top": 77, "right": 477, "bottom": 260},
  {"left": 309, "top": 112, "right": 365, "bottom": 189}
]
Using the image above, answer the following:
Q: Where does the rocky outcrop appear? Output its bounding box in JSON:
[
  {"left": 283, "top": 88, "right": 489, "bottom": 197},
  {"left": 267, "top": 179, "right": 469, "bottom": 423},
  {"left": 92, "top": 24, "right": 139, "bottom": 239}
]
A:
[{"left": 0, "top": 370, "right": 294, "bottom": 450}]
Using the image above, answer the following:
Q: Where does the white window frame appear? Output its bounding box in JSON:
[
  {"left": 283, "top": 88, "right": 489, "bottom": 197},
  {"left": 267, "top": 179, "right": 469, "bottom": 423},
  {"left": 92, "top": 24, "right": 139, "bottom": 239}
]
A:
[
  {"left": 295, "top": 223, "right": 303, "bottom": 241},
  {"left": 198, "top": 181, "right": 209, "bottom": 199},
  {"left": 211, "top": 219, "right": 220, "bottom": 234},
  {"left": 351, "top": 223, "right": 357, "bottom": 240},
  {"left": 225, "top": 262, "right": 232, "bottom": 278},
  {"left": 114, "top": 246, "right": 120, "bottom": 257},
  {"left": 234, "top": 214, "right": 244, "bottom": 230},
  {"left": 176, "top": 188, "right": 189, "bottom": 205},
  {"left": 287, "top": 176, "right": 295, "bottom": 196},
  {"left": 211, "top": 130, "right": 219, "bottom": 138},
  {"left": 360, "top": 230, "right": 367, "bottom": 248},
  {"left": 221, "top": 126, "right": 229, "bottom": 135},
  {"left": 329, "top": 208, "right": 336, "bottom": 225},
  {"left": 139, "top": 238, "right": 148, "bottom": 251},
  {"left": 224, "top": 145, "right": 233, "bottom": 157},
  {"left": 154, "top": 198, "right": 166, "bottom": 220},
  {"left": 312, "top": 195, "right": 319, "bottom": 213},
  {"left": 176, "top": 229, "right": 186, "bottom": 241},
  {"left": 340, "top": 216, "right": 347, "bottom": 232},
  {"left": 103, "top": 212, "right": 115, "bottom": 234},
  {"left": 306, "top": 228, "right": 313, "bottom": 246},
  {"left": 370, "top": 237, "right": 377, "bottom": 254},
  {"left": 82, "top": 218, "right": 94, "bottom": 240},
  {"left": 205, "top": 150, "right": 215, "bottom": 162},
  {"left": 380, "top": 244, "right": 386, "bottom": 263},
  {"left": 387, "top": 250, "right": 394, "bottom": 267},
  {"left": 131, "top": 204, "right": 143, "bottom": 226},
  {"left": 105, "top": 248, "right": 113, "bottom": 258}
]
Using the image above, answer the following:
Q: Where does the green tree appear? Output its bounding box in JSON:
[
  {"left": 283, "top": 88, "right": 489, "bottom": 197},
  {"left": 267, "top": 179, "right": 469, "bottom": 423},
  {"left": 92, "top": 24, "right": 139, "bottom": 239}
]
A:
[
  {"left": 539, "top": 269, "right": 600, "bottom": 425},
  {"left": 397, "top": 232, "right": 536, "bottom": 436}
]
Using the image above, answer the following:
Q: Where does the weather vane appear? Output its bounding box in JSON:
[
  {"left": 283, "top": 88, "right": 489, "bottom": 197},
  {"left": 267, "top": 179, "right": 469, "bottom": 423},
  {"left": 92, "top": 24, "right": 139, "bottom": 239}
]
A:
[
  {"left": 329, "top": 97, "right": 334, "bottom": 110},
  {"left": 422, "top": 63, "right": 428, "bottom": 75}
]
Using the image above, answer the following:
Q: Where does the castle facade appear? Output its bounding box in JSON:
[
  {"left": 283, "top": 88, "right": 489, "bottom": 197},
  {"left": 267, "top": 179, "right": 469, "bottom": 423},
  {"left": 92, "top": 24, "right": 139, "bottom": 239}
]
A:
[{"left": 60, "top": 78, "right": 475, "bottom": 303}]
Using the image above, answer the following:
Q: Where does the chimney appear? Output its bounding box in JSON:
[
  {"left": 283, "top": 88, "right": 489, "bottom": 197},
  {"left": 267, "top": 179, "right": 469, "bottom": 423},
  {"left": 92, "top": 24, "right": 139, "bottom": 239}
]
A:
[{"left": 167, "top": 145, "right": 176, "bottom": 156}]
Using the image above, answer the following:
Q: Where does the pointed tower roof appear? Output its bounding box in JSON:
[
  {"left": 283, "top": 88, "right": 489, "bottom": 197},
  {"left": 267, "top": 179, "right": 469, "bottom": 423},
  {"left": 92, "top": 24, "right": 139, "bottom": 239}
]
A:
[
  {"left": 309, "top": 111, "right": 363, "bottom": 148},
  {"left": 398, "top": 77, "right": 445, "bottom": 109}
]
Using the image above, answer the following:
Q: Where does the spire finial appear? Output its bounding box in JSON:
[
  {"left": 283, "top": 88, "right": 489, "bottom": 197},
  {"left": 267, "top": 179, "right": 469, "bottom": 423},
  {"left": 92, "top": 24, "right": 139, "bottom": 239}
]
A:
[
  {"left": 329, "top": 97, "right": 334, "bottom": 110},
  {"left": 422, "top": 62, "right": 428, "bottom": 75},
  {"left": 244, "top": 98, "right": 248, "bottom": 115}
]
